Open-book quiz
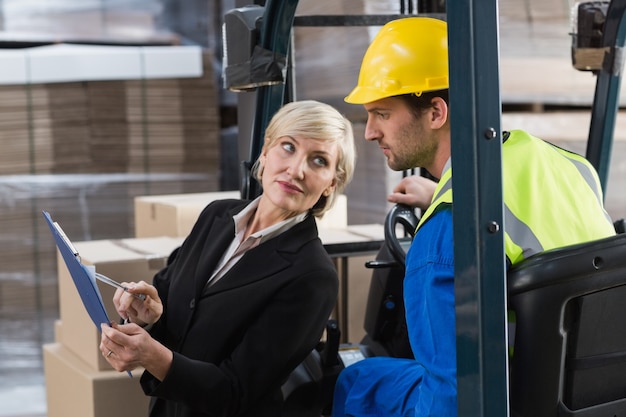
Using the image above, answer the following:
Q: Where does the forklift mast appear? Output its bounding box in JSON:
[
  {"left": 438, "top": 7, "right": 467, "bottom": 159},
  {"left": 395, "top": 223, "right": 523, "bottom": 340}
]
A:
[
  {"left": 222, "top": 1, "right": 625, "bottom": 416},
  {"left": 582, "top": 1, "right": 626, "bottom": 191}
]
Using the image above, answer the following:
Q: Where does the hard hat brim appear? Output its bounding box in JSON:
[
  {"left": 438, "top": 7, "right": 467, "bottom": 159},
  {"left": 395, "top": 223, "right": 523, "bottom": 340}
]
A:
[
  {"left": 344, "top": 84, "right": 448, "bottom": 105},
  {"left": 344, "top": 87, "right": 387, "bottom": 104}
]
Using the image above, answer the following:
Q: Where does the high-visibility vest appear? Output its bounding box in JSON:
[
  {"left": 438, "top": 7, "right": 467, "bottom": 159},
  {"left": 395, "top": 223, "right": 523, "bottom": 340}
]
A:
[{"left": 417, "top": 129, "right": 615, "bottom": 265}]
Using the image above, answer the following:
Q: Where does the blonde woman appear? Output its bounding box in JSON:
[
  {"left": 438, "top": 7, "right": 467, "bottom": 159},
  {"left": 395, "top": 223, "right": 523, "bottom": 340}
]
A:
[{"left": 100, "top": 100, "right": 356, "bottom": 417}]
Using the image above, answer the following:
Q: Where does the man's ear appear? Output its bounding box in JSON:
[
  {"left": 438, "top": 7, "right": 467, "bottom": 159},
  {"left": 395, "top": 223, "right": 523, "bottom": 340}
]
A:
[{"left": 429, "top": 97, "right": 449, "bottom": 129}]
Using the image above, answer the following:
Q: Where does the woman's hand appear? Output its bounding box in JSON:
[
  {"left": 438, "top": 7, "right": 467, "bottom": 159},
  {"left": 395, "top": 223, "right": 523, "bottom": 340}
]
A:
[
  {"left": 387, "top": 175, "right": 437, "bottom": 211},
  {"left": 100, "top": 322, "right": 173, "bottom": 381},
  {"left": 113, "top": 281, "right": 162, "bottom": 327}
]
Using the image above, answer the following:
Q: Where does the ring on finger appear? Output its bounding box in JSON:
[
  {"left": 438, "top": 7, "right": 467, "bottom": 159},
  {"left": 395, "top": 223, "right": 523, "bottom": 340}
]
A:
[{"left": 106, "top": 350, "right": 113, "bottom": 357}]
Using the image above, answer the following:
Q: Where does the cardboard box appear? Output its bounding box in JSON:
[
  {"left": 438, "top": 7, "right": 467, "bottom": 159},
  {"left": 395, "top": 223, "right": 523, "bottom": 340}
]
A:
[
  {"left": 134, "top": 191, "right": 348, "bottom": 238},
  {"left": 134, "top": 191, "right": 241, "bottom": 238},
  {"left": 54, "top": 319, "right": 63, "bottom": 343},
  {"left": 57, "top": 236, "right": 184, "bottom": 370},
  {"left": 318, "top": 194, "right": 348, "bottom": 230},
  {"left": 347, "top": 255, "right": 376, "bottom": 343},
  {"left": 43, "top": 343, "right": 149, "bottom": 417}
]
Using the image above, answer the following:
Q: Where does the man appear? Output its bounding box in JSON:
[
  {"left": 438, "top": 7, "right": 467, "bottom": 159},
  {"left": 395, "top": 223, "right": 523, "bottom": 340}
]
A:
[{"left": 331, "top": 16, "right": 616, "bottom": 417}]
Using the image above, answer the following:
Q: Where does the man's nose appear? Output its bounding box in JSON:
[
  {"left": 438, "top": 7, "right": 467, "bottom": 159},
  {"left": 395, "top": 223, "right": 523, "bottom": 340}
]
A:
[{"left": 364, "top": 119, "right": 380, "bottom": 142}]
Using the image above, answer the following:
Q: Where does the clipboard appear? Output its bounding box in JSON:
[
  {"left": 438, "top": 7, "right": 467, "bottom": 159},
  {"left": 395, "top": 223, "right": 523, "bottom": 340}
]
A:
[
  {"left": 43, "top": 210, "right": 136, "bottom": 377},
  {"left": 43, "top": 210, "right": 110, "bottom": 328}
]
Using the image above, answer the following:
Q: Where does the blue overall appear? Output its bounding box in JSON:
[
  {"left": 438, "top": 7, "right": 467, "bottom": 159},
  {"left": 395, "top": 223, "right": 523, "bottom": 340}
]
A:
[{"left": 332, "top": 207, "right": 457, "bottom": 417}]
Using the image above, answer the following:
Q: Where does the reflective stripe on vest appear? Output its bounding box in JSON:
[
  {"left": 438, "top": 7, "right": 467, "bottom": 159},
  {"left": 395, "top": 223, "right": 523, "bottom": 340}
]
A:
[{"left": 416, "top": 130, "right": 615, "bottom": 265}]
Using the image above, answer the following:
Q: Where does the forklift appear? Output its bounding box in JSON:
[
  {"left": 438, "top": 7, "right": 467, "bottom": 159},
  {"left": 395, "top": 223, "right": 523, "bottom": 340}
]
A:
[{"left": 222, "top": 1, "right": 626, "bottom": 416}]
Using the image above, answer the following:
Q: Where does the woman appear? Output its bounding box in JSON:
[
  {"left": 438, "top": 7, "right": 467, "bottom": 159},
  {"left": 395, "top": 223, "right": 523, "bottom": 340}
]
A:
[{"left": 99, "top": 100, "right": 356, "bottom": 417}]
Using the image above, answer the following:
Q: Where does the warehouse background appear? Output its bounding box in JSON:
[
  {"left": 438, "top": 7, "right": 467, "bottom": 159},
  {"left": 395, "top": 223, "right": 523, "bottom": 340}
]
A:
[{"left": 0, "top": 0, "right": 625, "bottom": 416}]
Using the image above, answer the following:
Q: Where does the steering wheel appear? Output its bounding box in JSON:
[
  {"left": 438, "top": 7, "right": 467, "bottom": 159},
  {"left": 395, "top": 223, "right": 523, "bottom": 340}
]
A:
[{"left": 384, "top": 204, "right": 419, "bottom": 264}]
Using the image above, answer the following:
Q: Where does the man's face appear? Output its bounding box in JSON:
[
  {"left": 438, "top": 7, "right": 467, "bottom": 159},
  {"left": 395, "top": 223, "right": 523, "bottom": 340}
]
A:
[{"left": 363, "top": 96, "right": 439, "bottom": 173}]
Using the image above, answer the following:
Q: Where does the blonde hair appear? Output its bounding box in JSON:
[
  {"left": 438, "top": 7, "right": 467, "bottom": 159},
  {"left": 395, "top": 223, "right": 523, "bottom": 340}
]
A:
[{"left": 252, "top": 100, "right": 356, "bottom": 217}]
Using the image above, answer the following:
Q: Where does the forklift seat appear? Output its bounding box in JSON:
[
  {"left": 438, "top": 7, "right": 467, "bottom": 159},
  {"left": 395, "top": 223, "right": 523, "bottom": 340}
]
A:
[{"left": 508, "top": 232, "right": 626, "bottom": 417}]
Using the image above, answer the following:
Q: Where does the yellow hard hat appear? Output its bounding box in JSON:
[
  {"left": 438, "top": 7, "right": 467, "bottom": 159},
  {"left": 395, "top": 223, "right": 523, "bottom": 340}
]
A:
[{"left": 345, "top": 17, "right": 449, "bottom": 104}]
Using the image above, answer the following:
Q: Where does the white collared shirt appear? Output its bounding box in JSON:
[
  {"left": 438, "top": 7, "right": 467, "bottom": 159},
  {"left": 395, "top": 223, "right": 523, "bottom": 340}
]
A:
[{"left": 206, "top": 197, "right": 308, "bottom": 287}]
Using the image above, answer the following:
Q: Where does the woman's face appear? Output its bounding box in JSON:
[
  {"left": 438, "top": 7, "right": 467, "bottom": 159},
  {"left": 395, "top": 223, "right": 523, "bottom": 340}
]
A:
[{"left": 260, "top": 135, "right": 338, "bottom": 218}]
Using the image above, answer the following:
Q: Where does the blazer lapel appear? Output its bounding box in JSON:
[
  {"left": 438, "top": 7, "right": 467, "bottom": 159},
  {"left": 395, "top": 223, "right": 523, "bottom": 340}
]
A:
[
  {"left": 204, "top": 215, "right": 319, "bottom": 295},
  {"left": 207, "top": 241, "right": 289, "bottom": 295},
  {"left": 192, "top": 205, "right": 241, "bottom": 295}
]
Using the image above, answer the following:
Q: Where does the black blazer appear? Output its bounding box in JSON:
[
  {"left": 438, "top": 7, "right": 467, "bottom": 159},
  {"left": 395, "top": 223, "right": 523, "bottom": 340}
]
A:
[{"left": 140, "top": 199, "right": 338, "bottom": 417}]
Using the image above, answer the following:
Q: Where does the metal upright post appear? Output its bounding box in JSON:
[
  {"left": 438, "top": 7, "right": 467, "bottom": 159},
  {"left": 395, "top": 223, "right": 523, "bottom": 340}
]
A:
[
  {"left": 586, "top": 0, "right": 626, "bottom": 194},
  {"left": 245, "top": 0, "right": 299, "bottom": 199},
  {"left": 447, "top": 0, "right": 509, "bottom": 416}
]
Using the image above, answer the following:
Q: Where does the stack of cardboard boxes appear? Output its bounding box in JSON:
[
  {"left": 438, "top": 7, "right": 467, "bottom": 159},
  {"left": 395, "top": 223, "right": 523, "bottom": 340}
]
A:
[{"left": 44, "top": 236, "right": 185, "bottom": 417}]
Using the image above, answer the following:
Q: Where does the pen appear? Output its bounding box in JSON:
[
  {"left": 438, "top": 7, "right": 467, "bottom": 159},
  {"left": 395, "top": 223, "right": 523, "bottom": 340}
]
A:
[{"left": 95, "top": 273, "right": 147, "bottom": 301}]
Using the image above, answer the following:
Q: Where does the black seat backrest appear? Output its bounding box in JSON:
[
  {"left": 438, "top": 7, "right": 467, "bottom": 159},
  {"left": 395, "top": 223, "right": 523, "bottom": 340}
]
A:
[{"left": 508, "top": 233, "right": 626, "bottom": 417}]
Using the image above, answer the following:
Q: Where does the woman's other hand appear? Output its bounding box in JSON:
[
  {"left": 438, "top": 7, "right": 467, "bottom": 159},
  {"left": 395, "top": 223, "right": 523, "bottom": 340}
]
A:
[{"left": 112, "top": 280, "right": 162, "bottom": 326}]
